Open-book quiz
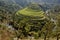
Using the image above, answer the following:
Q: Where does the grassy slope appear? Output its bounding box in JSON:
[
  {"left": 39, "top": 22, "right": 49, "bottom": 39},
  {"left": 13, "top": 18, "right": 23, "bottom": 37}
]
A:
[{"left": 16, "top": 6, "right": 46, "bottom": 20}]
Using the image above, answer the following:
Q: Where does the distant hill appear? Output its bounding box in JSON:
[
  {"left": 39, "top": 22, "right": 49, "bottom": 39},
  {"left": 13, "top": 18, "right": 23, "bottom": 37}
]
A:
[
  {"left": 0, "top": 0, "right": 60, "bottom": 7},
  {"left": 0, "top": 0, "right": 22, "bottom": 13},
  {"left": 0, "top": 0, "right": 60, "bottom": 10},
  {"left": 14, "top": 0, "right": 60, "bottom": 5},
  {"left": 12, "top": 0, "right": 60, "bottom": 11},
  {"left": 0, "top": 0, "right": 60, "bottom": 13},
  {"left": 30, "top": 0, "right": 60, "bottom": 4}
]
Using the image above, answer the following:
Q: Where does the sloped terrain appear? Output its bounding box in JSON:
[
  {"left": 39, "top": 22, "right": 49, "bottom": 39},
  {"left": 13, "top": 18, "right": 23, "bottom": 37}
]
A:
[{"left": 16, "top": 4, "right": 46, "bottom": 20}]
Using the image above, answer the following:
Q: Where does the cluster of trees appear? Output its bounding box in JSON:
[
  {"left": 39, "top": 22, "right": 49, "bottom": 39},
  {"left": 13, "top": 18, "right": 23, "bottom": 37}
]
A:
[{"left": 11, "top": 14, "right": 55, "bottom": 40}]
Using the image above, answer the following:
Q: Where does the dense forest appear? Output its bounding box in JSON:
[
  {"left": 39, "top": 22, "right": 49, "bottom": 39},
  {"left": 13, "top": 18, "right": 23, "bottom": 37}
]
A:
[{"left": 0, "top": 0, "right": 60, "bottom": 40}]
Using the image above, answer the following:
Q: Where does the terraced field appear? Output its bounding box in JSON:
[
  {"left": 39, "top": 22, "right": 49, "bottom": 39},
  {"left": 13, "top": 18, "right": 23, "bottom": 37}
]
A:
[{"left": 16, "top": 6, "right": 46, "bottom": 20}]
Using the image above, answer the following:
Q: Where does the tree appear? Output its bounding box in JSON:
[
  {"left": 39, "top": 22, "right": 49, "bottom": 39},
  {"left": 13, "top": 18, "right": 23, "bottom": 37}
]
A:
[
  {"left": 41, "top": 19, "right": 55, "bottom": 40},
  {"left": 55, "top": 15, "right": 60, "bottom": 40}
]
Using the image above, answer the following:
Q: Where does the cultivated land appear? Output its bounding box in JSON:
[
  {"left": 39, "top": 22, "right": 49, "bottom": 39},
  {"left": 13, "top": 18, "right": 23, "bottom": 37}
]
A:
[{"left": 16, "top": 7, "right": 45, "bottom": 18}]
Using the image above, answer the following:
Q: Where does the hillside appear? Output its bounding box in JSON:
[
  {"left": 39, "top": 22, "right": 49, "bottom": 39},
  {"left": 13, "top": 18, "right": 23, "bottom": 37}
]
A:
[
  {"left": 14, "top": 0, "right": 60, "bottom": 7},
  {"left": 16, "top": 4, "right": 46, "bottom": 20},
  {"left": 0, "top": 0, "right": 22, "bottom": 12},
  {"left": 0, "top": 0, "right": 60, "bottom": 40}
]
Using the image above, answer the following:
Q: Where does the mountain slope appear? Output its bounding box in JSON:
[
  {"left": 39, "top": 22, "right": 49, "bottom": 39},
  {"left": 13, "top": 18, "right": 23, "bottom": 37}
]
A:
[
  {"left": 16, "top": 4, "right": 46, "bottom": 20},
  {"left": 28, "top": 0, "right": 60, "bottom": 4},
  {"left": 14, "top": 0, "right": 60, "bottom": 5},
  {"left": 0, "top": 0, "right": 22, "bottom": 13},
  {"left": 0, "top": 0, "right": 60, "bottom": 8}
]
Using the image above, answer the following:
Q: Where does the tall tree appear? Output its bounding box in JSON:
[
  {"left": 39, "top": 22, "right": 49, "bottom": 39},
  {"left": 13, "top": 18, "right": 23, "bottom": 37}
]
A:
[
  {"left": 41, "top": 19, "right": 55, "bottom": 40},
  {"left": 55, "top": 15, "right": 60, "bottom": 40}
]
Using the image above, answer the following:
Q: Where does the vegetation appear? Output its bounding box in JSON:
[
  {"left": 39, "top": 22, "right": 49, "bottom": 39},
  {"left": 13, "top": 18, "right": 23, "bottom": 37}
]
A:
[{"left": 0, "top": 1, "right": 60, "bottom": 40}]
